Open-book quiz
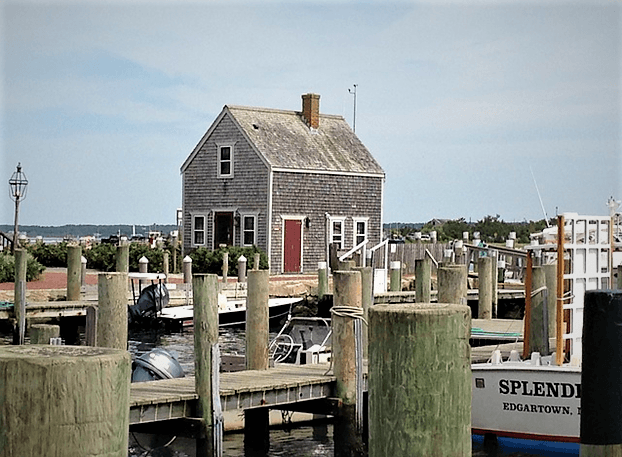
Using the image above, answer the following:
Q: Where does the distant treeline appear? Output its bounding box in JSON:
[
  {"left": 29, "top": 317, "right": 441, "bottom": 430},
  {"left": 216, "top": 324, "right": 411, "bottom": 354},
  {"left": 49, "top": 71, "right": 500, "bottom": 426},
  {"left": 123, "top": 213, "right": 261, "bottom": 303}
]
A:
[{"left": 0, "top": 224, "right": 179, "bottom": 239}]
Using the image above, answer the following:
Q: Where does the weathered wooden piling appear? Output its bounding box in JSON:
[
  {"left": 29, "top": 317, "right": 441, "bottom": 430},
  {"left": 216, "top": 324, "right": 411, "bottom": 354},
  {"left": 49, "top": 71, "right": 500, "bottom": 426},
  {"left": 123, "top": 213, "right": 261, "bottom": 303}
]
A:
[
  {"left": 0, "top": 345, "right": 130, "bottom": 457},
  {"left": 193, "top": 273, "right": 221, "bottom": 456},
  {"left": 368, "top": 303, "right": 471, "bottom": 456},
  {"left": 13, "top": 248, "right": 27, "bottom": 345},
  {"left": 528, "top": 266, "right": 549, "bottom": 355},
  {"left": 332, "top": 270, "right": 363, "bottom": 405},
  {"left": 97, "top": 272, "right": 128, "bottom": 350},
  {"left": 238, "top": 255, "right": 247, "bottom": 283},
  {"left": 85, "top": 305, "right": 98, "bottom": 346},
  {"left": 66, "top": 244, "right": 82, "bottom": 301},
  {"left": 438, "top": 265, "right": 467, "bottom": 306},
  {"left": 115, "top": 242, "right": 129, "bottom": 273},
  {"left": 253, "top": 253, "right": 261, "bottom": 270},
  {"left": 581, "top": 290, "right": 622, "bottom": 456},
  {"left": 246, "top": 269, "right": 269, "bottom": 371},
  {"left": 332, "top": 270, "right": 364, "bottom": 456},
  {"left": 138, "top": 256, "right": 148, "bottom": 290},
  {"left": 81, "top": 255, "right": 87, "bottom": 287},
  {"left": 183, "top": 256, "right": 192, "bottom": 283},
  {"left": 30, "top": 324, "right": 60, "bottom": 344},
  {"left": 415, "top": 257, "right": 431, "bottom": 303},
  {"left": 544, "top": 262, "right": 557, "bottom": 338},
  {"left": 477, "top": 256, "right": 493, "bottom": 319},
  {"left": 163, "top": 251, "right": 169, "bottom": 283},
  {"left": 389, "top": 261, "right": 401, "bottom": 292},
  {"left": 353, "top": 266, "right": 373, "bottom": 358},
  {"left": 222, "top": 252, "right": 229, "bottom": 283},
  {"left": 318, "top": 261, "right": 329, "bottom": 300}
]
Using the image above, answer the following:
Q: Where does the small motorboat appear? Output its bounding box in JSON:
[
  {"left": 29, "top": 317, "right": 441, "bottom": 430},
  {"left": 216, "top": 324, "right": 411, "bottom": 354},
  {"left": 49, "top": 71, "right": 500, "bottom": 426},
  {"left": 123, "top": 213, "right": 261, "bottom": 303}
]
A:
[{"left": 269, "top": 316, "right": 332, "bottom": 364}]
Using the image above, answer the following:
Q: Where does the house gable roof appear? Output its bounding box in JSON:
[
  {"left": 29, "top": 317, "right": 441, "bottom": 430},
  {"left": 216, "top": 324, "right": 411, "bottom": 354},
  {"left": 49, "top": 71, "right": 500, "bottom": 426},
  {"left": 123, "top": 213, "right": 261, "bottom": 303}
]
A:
[{"left": 181, "top": 104, "right": 385, "bottom": 177}]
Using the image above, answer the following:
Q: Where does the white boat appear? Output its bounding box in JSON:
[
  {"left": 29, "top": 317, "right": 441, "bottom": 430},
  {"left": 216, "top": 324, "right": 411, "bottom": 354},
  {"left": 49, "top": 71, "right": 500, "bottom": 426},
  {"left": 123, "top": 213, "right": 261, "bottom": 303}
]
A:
[
  {"left": 471, "top": 213, "right": 614, "bottom": 443},
  {"left": 159, "top": 295, "right": 303, "bottom": 328}
]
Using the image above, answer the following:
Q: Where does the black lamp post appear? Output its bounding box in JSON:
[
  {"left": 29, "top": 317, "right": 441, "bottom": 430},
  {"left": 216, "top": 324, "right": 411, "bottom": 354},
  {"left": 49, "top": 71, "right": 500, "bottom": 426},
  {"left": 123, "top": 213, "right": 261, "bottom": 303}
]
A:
[{"left": 9, "top": 163, "right": 28, "bottom": 254}]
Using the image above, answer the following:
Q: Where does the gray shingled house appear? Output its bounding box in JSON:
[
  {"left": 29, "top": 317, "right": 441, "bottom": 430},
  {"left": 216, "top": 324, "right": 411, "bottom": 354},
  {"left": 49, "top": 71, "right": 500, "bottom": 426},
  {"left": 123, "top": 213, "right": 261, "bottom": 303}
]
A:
[{"left": 180, "top": 93, "right": 385, "bottom": 274}]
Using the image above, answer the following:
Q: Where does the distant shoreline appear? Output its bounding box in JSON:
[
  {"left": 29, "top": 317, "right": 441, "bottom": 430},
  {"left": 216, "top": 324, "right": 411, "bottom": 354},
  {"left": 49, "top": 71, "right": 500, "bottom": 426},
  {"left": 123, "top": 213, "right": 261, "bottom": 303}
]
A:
[{"left": 0, "top": 224, "right": 179, "bottom": 239}]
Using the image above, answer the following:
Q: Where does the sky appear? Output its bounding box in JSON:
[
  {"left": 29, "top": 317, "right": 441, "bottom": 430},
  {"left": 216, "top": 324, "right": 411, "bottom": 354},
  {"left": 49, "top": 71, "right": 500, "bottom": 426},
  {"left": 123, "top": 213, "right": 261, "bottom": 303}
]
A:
[{"left": 2, "top": 0, "right": 620, "bottom": 227}]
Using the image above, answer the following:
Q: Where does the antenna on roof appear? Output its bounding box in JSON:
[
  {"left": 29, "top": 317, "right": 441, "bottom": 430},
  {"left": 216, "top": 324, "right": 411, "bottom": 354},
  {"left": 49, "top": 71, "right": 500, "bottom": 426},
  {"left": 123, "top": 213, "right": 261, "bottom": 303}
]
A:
[
  {"left": 530, "top": 166, "right": 550, "bottom": 227},
  {"left": 348, "top": 84, "right": 357, "bottom": 132}
]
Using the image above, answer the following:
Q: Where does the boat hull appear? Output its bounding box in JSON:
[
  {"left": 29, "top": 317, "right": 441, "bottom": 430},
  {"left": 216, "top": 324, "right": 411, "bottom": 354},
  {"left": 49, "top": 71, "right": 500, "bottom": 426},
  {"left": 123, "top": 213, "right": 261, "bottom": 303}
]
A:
[{"left": 471, "top": 363, "right": 581, "bottom": 443}]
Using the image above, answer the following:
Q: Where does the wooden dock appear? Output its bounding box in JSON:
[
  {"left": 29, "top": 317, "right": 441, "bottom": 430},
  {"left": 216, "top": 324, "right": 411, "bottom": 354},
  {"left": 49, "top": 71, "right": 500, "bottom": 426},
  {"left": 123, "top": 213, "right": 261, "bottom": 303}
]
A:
[{"left": 130, "top": 363, "right": 337, "bottom": 426}]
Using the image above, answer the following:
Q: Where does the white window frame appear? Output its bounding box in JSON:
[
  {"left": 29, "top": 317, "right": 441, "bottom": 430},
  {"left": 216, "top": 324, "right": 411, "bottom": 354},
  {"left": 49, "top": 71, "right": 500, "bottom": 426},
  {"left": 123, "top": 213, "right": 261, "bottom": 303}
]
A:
[
  {"left": 242, "top": 214, "right": 257, "bottom": 247},
  {"left": 330, "top": 216, "right": 346, "bottom": 250},
  {"left": 353, "top": 217, "right": 369, "bottom": 247},
  {"left": 192, "top": 214, "right": 206, "bottom": 247},
  {"left": 217, "top": 142, "right": 235, "bottom": 178}
]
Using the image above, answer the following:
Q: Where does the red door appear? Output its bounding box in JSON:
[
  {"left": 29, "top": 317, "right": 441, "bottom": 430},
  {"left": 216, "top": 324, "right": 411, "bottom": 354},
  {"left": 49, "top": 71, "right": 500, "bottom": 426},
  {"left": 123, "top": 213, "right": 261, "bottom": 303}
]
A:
[{"left": 283, "top": 219, "right": 302, "bottom": 273}]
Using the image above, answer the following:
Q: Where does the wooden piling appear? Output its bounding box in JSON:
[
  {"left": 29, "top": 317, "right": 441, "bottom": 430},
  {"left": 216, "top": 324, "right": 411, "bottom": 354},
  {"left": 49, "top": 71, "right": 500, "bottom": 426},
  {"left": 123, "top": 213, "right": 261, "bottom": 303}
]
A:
[
  {"left": 389, "top": 261, "right": 401, "bottom": 292},
  {"left": 13, "top": 248, "right": 27, "bottom": 345},
  {"left": 237, "top": 255, "right": 247, "bottom": 283},
  {"left": 581, "top": 290, "right": 622, "bottom": 456},
  {"left": 368, "top": 303, "right": 471, "bottom": 456},
  {"left": 332, "top": 270, "right": 364, "bottom": 456},
  {"left": 543, "top": 262, "right": 557, "bottom": 338},
  {"left": 85, "top": 305, "right": 98, "bottom": 346},
  {"left": 193, "top": 273, "right": 220, "bottom": 456},
  {"left": 163, "top": 251, "right": 169, "bottom": 283},
  {"left": 115, "top": 242, "right": 129, "bottom": 273},
  {"left": 477, "top": 256, "right": 493, "bottom": 319},
  {"left": 415, "top": 257, "right": 431, "bottom": 303},
  {"left": 332, "top": 270, "right": 363, "bottom": 406},
  {"left": 438, "top": 265, "right": 467, "bottom": 306},
  {"left": 318, "top": 261, "right": 328, "bottom": 300},
  {"left": 246, "top": 269, "right": 269, "bottom": 371},
  {"left": 66, "top": 244, "right": 82, "bottom": 302},
  {"left": 81, "top": 255, "right": 87, "bottom": 287},
  {"left": 183, "top": 256, "right": 192, "bottom": 284},
  {"left": 354, "top": 266, "right": 373, "bottom": 358},
  {"left": 0, "top": 345, "right": 130, "bottom": 457},
  {"left": 222, "top": 252, "right": 229, "bottom": 283},
  {"left": 528, "top": 266, "right": 549, "bottom": 355},
  {"left": 97, "top": 272, "right": 128, "bottom": 350},
  {"left": 138, "top": 256, "right": 148, "bottom": 291},
  {"left": 254, "top": 253, "right": 261, "bottom": 270},
  {"left": 30, "top": 324, "right": 60, "bottom": 344}
]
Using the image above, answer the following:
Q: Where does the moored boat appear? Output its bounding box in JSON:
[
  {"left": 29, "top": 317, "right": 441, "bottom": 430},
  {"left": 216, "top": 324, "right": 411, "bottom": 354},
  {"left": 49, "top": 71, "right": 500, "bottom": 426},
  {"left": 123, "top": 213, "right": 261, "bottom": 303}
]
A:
[{"left": 471, "top": 213, "right": 614, "bottom": 443}]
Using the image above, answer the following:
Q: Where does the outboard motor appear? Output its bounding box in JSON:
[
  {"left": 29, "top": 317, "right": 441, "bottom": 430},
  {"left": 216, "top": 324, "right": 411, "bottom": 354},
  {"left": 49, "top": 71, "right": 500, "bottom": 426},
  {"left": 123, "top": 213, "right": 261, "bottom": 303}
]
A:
[
  {"left": 128, "top": 283, "right": 170, "bottom": 324},
  {"left": 132, "top": 348, "right": 185, "bottom": 382}
]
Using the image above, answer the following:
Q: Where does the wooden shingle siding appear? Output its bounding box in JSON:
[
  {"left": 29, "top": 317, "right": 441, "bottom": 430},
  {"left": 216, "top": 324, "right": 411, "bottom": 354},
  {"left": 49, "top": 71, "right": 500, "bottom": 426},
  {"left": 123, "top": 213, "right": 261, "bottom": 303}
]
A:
[
  {"left": 182, "top": 114, "right": 269, "bottom": 252},
  {"left": 271, "top": 171, "right": 383, "bottom": 273}
]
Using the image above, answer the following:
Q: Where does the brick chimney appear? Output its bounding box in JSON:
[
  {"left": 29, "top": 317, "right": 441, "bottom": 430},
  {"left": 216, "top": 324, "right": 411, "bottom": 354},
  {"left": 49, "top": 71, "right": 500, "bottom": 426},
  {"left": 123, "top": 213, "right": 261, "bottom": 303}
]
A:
[{"left": 301, "top": 93, "right": 320, "bottom": 129}]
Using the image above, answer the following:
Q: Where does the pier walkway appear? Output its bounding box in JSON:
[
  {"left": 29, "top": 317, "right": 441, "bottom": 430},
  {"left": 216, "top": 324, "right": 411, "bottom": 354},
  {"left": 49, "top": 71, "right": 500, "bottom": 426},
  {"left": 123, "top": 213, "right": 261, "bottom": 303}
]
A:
[
  {"left": 130, "top": 363, "right": 337, "bottom": 426},
  {"left": 130, "top": 334, "right": 529, "bottom": 428}
]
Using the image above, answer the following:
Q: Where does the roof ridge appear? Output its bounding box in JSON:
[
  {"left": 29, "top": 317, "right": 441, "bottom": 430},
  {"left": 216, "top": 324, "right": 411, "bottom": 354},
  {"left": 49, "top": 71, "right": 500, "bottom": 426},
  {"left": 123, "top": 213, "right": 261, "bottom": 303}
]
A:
[{"left": 226, "top": 105, "right": 344, "bottom": 120}]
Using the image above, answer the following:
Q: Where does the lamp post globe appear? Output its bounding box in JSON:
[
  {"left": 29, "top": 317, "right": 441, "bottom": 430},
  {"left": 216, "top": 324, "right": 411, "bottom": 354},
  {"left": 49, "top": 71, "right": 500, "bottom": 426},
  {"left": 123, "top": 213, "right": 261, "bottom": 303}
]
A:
[{"left": 8, "top": 163, "right": 28, "bottom": 254}]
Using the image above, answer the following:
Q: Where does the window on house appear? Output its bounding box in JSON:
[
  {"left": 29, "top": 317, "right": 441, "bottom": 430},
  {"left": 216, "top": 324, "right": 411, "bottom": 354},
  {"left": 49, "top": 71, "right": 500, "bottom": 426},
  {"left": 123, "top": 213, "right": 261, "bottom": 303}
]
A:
[
  {"left": 354, "top": 218, "right": 368, "bottom": 246},
  {"left": 218, "top": 145, "right": 233, "bottom": 178},
  {"left": 193, "top": 215, "right": 206, "bottom": 246},
  {"left": 243, "top": 215, "right": 256, "bottom": 246},
  {"left": 331, "top": 218, "right": 345, "bottom": 250}
]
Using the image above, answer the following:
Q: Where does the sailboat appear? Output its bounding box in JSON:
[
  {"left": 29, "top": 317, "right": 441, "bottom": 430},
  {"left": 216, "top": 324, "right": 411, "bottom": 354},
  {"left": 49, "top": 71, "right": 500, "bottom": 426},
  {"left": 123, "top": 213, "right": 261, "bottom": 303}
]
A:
[{"left": 471, "top": 213, "right": 615, "bottom": 442}]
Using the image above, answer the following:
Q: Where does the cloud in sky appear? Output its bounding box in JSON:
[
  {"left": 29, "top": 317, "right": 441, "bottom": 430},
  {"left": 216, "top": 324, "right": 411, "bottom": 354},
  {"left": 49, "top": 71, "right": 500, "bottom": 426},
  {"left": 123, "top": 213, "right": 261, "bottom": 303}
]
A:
[{"left": 2, "top": 1, "right": 620, "bottom": 227}]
